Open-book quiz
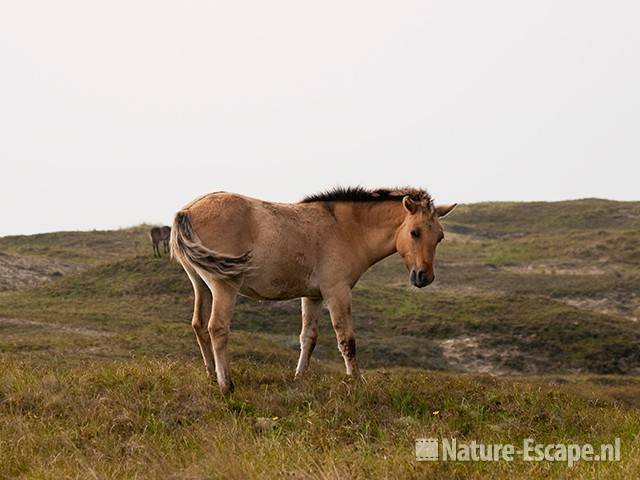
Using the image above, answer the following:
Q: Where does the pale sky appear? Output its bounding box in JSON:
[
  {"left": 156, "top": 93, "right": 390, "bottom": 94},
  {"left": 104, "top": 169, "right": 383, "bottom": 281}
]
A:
[{"left": 1, "top": 1, "right": 639, "bottom": 236}]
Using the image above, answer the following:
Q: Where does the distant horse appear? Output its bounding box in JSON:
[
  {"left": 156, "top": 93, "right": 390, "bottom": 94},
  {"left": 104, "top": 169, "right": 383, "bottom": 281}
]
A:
[
  {"left": 149, "top": 226, "right": 171, "bottom": 257},
  {"left": 171, "top": 187, "right": 456, "bottom": 394}
]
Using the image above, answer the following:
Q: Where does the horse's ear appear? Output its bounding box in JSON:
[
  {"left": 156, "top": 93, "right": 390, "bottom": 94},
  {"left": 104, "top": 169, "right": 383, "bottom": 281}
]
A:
[
  {"left": 402, "top": 196, "right": 418, "bottom": 214},
  {"left": 436, "top": 203, "right": 457, "bottom": 218}
]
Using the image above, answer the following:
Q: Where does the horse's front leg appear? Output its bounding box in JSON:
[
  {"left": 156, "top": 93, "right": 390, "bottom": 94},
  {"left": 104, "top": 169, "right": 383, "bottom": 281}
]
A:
[
  {"left": 325, "top": 286, "right": 361, "bottom": 378},
  {"left": 294, "top": 297, "right": 322, "bottom": 379}
]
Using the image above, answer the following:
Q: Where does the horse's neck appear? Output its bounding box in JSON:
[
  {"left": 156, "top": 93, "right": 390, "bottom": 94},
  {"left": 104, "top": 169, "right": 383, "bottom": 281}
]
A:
[{"left": 350, "top": 202, "right": 404, "bottom": 267}]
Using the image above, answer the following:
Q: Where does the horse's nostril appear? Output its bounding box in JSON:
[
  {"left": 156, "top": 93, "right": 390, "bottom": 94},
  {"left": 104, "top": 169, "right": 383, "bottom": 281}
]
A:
[
  {"left": 417, "top": 270, "right": 425, "bottom": 284},
  {"left": 410, "top": 269, "right": 417, "bottom": 284}
]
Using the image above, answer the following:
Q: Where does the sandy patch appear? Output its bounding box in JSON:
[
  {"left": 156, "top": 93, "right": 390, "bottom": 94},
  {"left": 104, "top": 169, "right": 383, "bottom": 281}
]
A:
[
  {"left": 502, "top": 263, "right": 608, "bottom": 276},
  {"left": 562, "top": 297, "right": 639, "bottom": 322},
  {"left": 438, "top": 334, "right": 537, "bottom": 375},
  {"left": 0, "top": 252, "right": 78, "bottom": 291},
  {"left": 0, "top": 317, "right": 113, "bottom": 337}
]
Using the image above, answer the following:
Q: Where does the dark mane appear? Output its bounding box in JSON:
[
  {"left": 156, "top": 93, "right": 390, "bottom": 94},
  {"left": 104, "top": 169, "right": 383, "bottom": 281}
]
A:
[{"left": 300, "top": 186, "right": 433, "bottom": 207}]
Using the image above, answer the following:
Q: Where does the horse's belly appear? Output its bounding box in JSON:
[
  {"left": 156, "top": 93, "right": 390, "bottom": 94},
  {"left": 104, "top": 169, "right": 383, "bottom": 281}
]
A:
[
  {"left": 239, "top": 273, "right": 320, "bottom": 300},
  {"left": 239, "top": 242, "right": 321, "bottom": 299}
]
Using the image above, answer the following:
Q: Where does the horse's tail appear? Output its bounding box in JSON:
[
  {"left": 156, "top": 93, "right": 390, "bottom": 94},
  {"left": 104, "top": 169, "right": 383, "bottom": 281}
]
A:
[{"left": 170, "top": 210, "right": 252, "bottom": 278}]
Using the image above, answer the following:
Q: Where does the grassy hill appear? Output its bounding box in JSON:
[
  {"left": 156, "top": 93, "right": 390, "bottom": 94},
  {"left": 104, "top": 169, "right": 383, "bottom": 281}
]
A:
[
  {"left": 1, "top": 199, "right": 639, "bottom": 478},
  {"left": 0, "top": 226, "right": 149, "bottom": 291}
]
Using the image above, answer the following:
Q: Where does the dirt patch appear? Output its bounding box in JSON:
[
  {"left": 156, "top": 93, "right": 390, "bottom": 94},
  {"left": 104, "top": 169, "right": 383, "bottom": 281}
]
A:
[
  {"left": 438, "top": 334, "right": 538, "bottom": 375},
  {"left": 562, "top": 297, "right": 639, "bottom": 322},
  {"left": 0, "top": 317, "right": 113, "bottom": 337},
  {"left": 502, "top": 263, "right": 608, "bottom": 276},
  {"left": 0, "top": 252, "right": 78, "bottom": 291}
]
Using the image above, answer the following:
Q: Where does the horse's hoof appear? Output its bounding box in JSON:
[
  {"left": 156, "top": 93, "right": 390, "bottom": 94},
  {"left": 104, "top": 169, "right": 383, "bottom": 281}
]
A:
[{"left": 219, "top": 380, "right": 235, "bottom": 395}]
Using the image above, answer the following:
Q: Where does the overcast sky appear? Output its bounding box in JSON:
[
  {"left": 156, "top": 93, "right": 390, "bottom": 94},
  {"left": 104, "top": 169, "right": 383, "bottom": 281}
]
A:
[{"left": 1, "top": 1, "right": 639, "bottom": 236}]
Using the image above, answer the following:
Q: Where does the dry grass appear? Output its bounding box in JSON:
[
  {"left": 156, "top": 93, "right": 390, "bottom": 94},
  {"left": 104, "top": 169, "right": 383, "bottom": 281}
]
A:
[{"left": 2, "top": 357, "right": 640, "bottom": 479}]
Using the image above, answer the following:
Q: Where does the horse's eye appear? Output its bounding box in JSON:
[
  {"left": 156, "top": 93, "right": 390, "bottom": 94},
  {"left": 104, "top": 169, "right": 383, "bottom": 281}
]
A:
[{"left": 410, "top": 229, "right": 421, "bottom": 239}]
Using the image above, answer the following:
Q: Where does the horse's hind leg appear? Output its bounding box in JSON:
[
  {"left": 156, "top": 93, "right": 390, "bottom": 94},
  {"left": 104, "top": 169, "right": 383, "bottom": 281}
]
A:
[
  {"left": 185, "top": 268, "right": 216, "bottom": 380},
  {"left": 295, "top": 297, "right": 322, "bottom": 379},
  {"left": 201, "top": 276, "right": 239, "bottom": 395}
]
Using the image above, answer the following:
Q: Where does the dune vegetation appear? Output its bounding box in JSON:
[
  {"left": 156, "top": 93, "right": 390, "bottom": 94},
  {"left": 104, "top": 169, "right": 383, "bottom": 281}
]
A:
[{"left": 1, "top": 199, "right": 639, "bottom": 478}]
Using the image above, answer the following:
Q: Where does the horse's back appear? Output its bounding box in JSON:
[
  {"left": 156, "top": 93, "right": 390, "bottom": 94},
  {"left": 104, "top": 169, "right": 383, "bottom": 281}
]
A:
[
  {"left": 181, "top": 192, "right": 332, "bottom": 298},
  {"left": 149, "top": 226, "right": 161, "bottom": 241}
]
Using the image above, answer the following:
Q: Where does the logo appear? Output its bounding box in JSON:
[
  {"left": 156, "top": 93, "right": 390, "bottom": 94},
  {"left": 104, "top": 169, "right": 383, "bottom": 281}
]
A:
[
  {"left": 416, "top": 437, "right": 621, "bottom": 467},
  {"left": 415, "top": 438, "right": 439, "bottom": 461}
]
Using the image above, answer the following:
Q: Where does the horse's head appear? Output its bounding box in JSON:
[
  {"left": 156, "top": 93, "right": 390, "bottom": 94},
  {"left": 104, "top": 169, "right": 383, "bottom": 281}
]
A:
[{"left": 396, "top": 197, "right": 457, "bottom": 288}]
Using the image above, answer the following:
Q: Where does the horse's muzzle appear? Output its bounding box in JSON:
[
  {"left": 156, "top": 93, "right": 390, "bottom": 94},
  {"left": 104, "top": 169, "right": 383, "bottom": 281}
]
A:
[{"left": 410, "top": 269, "right": 434, "bottom": 288}]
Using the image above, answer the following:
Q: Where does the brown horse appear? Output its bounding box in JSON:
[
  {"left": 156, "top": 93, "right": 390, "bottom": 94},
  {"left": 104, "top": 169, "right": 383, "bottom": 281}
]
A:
[
  {"left": 149, "top": 226, "right": 171, "bottom": 257},
  {"left": 171, "top": 187, "right": 456, "bottom": 394}
]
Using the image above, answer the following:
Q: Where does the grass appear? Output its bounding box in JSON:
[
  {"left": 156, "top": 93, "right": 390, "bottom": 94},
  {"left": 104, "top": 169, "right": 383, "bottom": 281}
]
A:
[
  {"left": 2, "top": 255, "right": 638, "bottom": 375},
  {"left": 1, "top": 198, "right": 640, "bottom": 478},
  {"left": 2, "top": 358, "right": 640, "bottom": 479},
  {"left": 447, "top": 199, "right": 640, "bottom": 235},
  {"left": 0, "top": 227, "right": 149, "bottom": 265}
]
